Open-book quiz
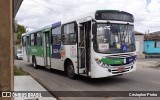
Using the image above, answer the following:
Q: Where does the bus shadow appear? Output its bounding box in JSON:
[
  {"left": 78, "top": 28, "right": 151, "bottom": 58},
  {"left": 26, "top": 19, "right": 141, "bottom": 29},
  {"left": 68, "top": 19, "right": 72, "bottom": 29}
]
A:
[
  {"left": 24, "top": 63, "right": 68, "bottom": 78},
  {"left": 38, "top": 66, "right": 67, "bottom": 77},
  {"left": 48, "top": 68, "right": 130, "bottom": 85},
  {"left": 26, "top": 64, "right": 131, "bottom": 85},
  {"left": 76, "top": 75, "right": 131, "bottom": 85}
]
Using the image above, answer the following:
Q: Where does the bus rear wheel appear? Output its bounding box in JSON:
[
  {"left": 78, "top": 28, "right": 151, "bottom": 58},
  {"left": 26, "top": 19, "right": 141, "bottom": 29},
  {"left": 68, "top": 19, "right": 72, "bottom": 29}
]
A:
[
  {"left": 32, "top": 57, "right": 38, "bottom": 69},
  {"left": 67, "top": 62, "right": 76, "bottom": 79}
]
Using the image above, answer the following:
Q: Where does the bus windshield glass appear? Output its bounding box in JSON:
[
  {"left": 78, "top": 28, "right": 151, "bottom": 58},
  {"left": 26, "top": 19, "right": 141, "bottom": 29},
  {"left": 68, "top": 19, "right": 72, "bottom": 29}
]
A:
[{"left": 94, "top": 23, "right": 135, "bottom": 54}]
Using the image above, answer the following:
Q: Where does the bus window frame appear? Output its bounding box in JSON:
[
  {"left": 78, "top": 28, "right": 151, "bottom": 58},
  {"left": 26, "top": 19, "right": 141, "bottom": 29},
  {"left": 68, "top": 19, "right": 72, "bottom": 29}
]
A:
[
  {"left": 30, "top": 33, "right": 34, "bottom": 46},
  {"left": 36, "top": 32, "right": 42, "bottom": 46},
  {"left": 61, "top": 21, "right": 77, "bottom": 45},
  {"left": 51, "top": 26, "right": 61, "bottom": 45},
  {"left": 22, "top": 36, "right": 26, "bottom": 47}
]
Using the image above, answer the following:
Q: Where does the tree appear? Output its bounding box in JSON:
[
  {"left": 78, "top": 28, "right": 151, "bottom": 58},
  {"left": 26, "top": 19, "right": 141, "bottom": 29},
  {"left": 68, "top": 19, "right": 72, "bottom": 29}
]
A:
[{"left": 15, "top": 24, "right": 27, "bottom": 44}]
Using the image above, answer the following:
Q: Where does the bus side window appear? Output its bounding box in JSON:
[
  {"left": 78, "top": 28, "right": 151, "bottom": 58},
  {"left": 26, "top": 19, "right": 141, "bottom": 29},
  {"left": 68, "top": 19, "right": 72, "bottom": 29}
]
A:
[
  {"left": 22, "top": 36, "right": 26, "bottom": 47},
  {"left": 69, "top": 23, "right": 77, "bottom": 44},
  {"left": 61, "top": 34, "right": 65, "bottom": 43},
  {"left": 34, "top": 33, "right": 37, "bottom": 45},
  {"left": 62, "top": 22, "right": 76, "bottom": 44},
  {"left": 63, "top": 25, "right": 69, "bottom": 44},
  {"left": 30, "top": 34, "right": 34, "bottom": 46},
  {"left": 37, "top": 32, "right": 42, "bottom": 46},
  {"left": 52, "top": 26, "right": 61, "bottom": 44}
]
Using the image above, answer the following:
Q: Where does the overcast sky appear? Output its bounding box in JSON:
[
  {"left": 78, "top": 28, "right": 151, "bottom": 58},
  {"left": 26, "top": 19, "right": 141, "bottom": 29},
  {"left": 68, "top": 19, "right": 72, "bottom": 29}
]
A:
[{"left": 16, "top": 0, "right": 160, "bottom": 33}]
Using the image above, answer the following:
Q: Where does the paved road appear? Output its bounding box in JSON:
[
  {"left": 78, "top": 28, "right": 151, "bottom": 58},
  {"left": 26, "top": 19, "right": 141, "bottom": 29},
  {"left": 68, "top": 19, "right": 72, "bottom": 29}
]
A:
[{"left": 15, "top": 60, "right": 160, "bottom": 100}]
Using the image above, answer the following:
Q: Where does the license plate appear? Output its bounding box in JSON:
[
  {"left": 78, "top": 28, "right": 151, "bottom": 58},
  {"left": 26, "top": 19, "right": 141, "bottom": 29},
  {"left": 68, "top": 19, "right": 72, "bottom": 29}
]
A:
[{"left": 118, "top": 68, "right": 125, "bottom": 72}]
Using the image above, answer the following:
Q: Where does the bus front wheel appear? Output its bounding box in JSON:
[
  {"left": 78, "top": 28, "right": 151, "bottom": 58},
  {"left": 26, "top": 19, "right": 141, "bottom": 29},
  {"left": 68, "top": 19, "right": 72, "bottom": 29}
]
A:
[
  {"left": 32, "top": 57, "right": 38, "bottom": 69},
  {"left": 67, "top": 62, "right": 76, "bottom": 79}
]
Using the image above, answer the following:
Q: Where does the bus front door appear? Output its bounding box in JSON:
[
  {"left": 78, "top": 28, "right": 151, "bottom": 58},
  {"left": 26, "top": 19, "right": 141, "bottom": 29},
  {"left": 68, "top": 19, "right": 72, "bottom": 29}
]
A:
[
  {"left": 78, "top": 22, "right": 91, "bottom": 75},
  {"left": 44, "top": 32, "right": 51, "bottom": 68}
]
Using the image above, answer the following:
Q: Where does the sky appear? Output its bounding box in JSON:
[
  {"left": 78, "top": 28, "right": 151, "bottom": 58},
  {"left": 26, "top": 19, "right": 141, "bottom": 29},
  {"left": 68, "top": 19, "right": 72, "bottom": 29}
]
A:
[{"left": 16, "top": 0, "right": 160, "bottom": 33}]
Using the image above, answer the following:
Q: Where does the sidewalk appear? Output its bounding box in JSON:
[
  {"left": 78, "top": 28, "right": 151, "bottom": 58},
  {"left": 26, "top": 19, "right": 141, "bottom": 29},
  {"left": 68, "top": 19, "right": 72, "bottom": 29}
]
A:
[
  {"left": 137, "top": 58, "right": 160, "bottom": 68},
  {"left": 14, "top": 76, "right": 57, "bottom": 100}
]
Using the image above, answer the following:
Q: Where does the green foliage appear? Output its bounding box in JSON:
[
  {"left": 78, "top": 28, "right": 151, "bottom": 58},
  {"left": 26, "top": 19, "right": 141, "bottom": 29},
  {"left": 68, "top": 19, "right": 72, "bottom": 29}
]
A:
[
  {"left": 16, "top": 24, "right": 27, "bottom": 44},
  {"left": 14, "top": 66, "right": 29, "bottom": 76},
  {"left": 16, "top": 24, "right": 27, "bottom": 33}
]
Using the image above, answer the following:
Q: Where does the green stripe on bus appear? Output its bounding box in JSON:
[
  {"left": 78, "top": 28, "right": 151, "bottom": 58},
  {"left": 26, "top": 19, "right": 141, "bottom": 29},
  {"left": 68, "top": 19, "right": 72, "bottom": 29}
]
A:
[{"left": 101, "top": 57, "right": 124, "bottom": 65}]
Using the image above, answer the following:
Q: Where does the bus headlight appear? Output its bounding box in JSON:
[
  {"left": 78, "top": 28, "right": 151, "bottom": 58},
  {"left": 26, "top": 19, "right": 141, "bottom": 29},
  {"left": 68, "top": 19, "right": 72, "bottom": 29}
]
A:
[{"left": 95, "top": 58, "right": 109, "bottom": 68}]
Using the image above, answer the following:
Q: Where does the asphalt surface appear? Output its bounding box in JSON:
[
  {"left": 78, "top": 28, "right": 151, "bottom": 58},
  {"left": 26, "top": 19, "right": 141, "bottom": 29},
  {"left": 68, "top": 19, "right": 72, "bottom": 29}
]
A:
[{"left": 15, "top": 60, "right": 160, "bottom": 100}]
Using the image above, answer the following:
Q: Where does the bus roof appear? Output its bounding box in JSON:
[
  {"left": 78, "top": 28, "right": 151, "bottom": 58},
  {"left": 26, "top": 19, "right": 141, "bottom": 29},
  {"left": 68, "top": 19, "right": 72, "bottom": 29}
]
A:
[
  {"left": 62, "top": 10, "right": 133, "bottom": 24},
  {"left": 22, "top": 10, "right": 133, "bottom": 36},
  {"left": 22, "top": 21, "right": 61, "bottom": 35}
]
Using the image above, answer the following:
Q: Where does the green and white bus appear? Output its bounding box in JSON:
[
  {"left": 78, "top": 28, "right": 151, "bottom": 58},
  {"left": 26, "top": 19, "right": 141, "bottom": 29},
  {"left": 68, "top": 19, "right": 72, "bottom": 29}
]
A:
[{"left": 22, "top": 10, "right": 136, "bottom": 78}]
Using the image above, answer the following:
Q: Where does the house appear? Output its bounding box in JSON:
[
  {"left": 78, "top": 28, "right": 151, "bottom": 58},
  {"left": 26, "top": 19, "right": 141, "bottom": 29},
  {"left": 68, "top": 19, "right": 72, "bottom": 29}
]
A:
[
  {"left": 135, "top": 31, "right": 145, "bottom": 58},
  {"left": 144, "top": 32, "right": 160, "bottom": 55}
]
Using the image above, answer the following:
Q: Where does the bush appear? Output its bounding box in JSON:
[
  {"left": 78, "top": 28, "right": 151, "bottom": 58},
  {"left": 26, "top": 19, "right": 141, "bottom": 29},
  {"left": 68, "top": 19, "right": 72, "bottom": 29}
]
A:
[{"left": 14, "top": 66, "right": 29, "bottom": 76}]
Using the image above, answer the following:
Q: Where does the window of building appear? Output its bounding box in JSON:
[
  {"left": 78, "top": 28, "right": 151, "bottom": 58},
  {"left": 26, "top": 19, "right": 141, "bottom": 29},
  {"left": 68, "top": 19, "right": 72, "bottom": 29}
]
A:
[
  {"left": 154, "top": 41, "right": 160, "bottom": 48},
  {"left": 52, "top": 26, "right": 61, "bottom": 44},
  {"left": 62, "top": 23, "right": 76, "bottom": 44},
  {"left": 135, "top": 41, "right": 140, "bottom": 52}
]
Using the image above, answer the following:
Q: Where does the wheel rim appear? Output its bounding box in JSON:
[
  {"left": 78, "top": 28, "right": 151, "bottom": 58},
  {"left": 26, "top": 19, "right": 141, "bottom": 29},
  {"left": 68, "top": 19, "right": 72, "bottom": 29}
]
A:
[
  {"left": 33, "top": 58, "right": 36, "bottom": 67},
  {"left": 33, "top": 62, "right": 36, "bottom": 67}
]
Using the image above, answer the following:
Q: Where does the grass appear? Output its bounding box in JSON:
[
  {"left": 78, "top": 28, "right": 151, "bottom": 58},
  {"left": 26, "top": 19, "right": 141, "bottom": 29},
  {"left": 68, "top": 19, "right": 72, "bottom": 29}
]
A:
[{"left": 14, "top": 66, "right": 29, "bottom": 76}]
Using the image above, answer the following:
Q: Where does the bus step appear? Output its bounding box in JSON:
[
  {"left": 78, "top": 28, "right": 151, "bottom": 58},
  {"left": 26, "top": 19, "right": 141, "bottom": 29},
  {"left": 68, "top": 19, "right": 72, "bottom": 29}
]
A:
[
  {"left": 45, "top": 65, "right": 51, "bottom": 69},
  {"left": 78, "top": 47, "right": 85, "bottom": 49},
  {"left": 79, "top": 73, "right": 87, "bottom": 76}
]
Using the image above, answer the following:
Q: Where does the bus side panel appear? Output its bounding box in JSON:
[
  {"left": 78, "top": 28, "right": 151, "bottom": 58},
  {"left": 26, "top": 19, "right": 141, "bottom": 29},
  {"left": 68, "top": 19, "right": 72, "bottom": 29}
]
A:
[
  {"left": 50, "top": 44, "right": 61, "bottom": 70},
  {"left": 51, "top": 45, "right": 78, "bottom": 73},
  {"left": 62, "top": 45, "right": 78, "bottom": 74},
  {"left": 29, "top": 46, "right": 44, "bottom": 66},
  {"left": 22, "top": 47, "right": 27, "bottom": 62}
]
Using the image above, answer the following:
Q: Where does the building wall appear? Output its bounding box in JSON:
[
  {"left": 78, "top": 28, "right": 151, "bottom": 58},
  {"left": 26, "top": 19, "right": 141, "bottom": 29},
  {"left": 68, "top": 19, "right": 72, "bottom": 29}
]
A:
[
  {"left": 135, "top": 35, "right": 145, "bottom": 58},
  {"left": 144, "top": 40, "right": 160, "bottom": 54},
  {"left": 0, "top": 0, "right": 14, "bottom": 96}
]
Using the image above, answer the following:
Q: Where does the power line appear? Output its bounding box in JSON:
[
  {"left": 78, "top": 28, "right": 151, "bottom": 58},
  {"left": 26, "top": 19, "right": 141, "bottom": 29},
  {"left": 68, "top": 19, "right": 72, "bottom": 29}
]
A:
[
  {"left": 31, "top": 0, "right": 95, "bottom": 10},
  {"left": 22, "top": 3, "right": 60, "bottom": 14},
  {"left": 23, "top": 0, "right": 97, "bottom": 15},
  {"left": 31, "top": 0, "right": 56, "bottom": 11},
  {"left": 22, "top": 5, "right": 54, "bottom": 13}
]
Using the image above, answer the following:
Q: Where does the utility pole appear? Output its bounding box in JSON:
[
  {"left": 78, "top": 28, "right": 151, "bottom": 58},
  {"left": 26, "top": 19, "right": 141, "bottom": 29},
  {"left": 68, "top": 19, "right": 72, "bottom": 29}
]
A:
[{"left": 0, "top": 0, "right": 13, "bottom": 100}]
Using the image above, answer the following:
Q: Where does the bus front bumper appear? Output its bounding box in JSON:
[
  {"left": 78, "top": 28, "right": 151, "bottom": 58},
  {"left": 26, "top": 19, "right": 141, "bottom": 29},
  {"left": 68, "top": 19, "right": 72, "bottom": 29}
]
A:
[{"left": 91, "top": 62, "right": 136, "bottom": 78}]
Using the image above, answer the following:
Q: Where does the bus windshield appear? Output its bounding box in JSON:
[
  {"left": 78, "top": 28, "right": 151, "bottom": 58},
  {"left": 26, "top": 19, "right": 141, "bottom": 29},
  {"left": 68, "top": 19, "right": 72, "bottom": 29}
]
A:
[{"left": 94, "top": 23, "right": 135, "bottom": 54}]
